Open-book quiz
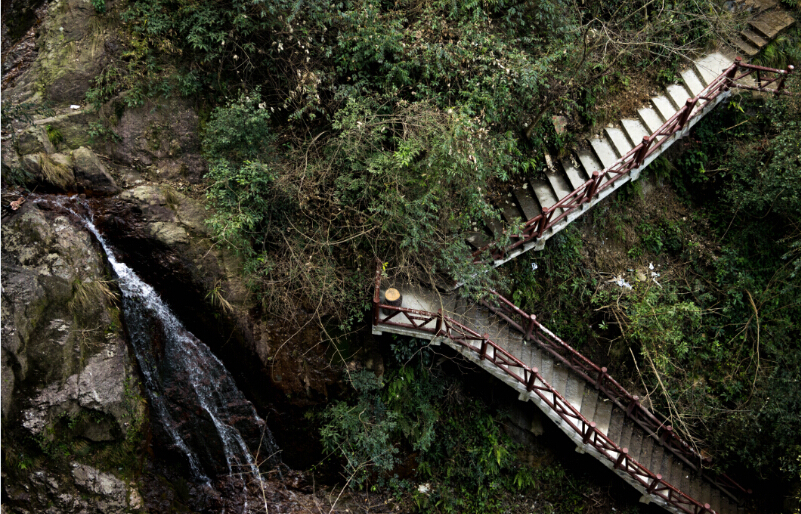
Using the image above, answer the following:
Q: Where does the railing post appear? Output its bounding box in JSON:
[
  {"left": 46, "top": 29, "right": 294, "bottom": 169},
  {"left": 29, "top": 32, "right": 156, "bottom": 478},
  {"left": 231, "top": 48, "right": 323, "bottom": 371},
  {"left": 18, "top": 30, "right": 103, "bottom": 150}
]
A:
[
  {"left": 480, "top": 335, "right": 489, "bottom": 360},
  {"left": 614, "top": 448, "right": 628, "bottom": 470},
  {"left": 728, "top": 56, "right": 742, "bottom": 81},
  {"left": 634, "top": 136, "right": 651, "bottom": 167},
  {"left": 659, "top": 425, "right": 674, "bottom": 446},
  {"left": 536, "top": 212, "right": 548, "bottom": 238},
  {"left": 526, "top": 315, "right": 535, "bottom": 340},
  {"left": 647, "top": 474, "right": 662, "bottom": 494},
  {"left": 584, "top": 171, "right": 601, "bottom": 202},
  {"left": 435, "top": 308, "right": 442, "bottom": 336},
  {"left": 627, "top": 395, "right": 640, "bottom": 417},
  {"left": 526, "top": 367, "right": 538, "bottom": 391},
  {"left": 677, "top": 98, "right": 697, "bottom": 130},
  {"left": 583, "top": 421, "right": 596, "bottom": 444},
  {"left": 595, "top": 367, "right": 608, "bottom": 389},
  {"left": 776, "top": 65, "right": 795, "bottom": 95}
]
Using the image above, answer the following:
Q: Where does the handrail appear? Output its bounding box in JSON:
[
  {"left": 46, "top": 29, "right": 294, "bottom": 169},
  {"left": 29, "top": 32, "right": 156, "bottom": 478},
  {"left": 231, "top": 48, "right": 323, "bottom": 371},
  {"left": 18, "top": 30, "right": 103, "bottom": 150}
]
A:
[
  {"left": 478, "top": 290, "right": 750, "bottom": 501},
  {"left": 373, "top": 264, "right": 716, "bottom": 514},
  {"left": 470, "top": 57, "right": 794, "bottom": 264}
]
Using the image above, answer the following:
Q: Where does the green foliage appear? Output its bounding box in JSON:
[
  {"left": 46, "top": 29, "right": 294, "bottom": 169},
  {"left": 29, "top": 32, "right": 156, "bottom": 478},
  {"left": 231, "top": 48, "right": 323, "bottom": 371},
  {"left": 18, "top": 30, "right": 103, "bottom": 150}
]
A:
[
  {"left": 202, "top": 91, "right": 273, "bottom": 163},
  {"left": 320, "top": 371, "right": 400, "bottom": 487},
  {"left": 45, "top": 125, "right": 64, "bottom": 148},
  {"left": 91, "top": 0, "right": 105, "bottom": 14}
]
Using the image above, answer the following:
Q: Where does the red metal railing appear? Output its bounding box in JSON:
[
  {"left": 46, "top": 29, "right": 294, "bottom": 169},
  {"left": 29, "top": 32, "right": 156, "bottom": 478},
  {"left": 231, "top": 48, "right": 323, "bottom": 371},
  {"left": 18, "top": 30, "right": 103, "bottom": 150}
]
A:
[
  {"left": 471, "top": 57, "right": 794, "bottom": 263},
  {"left": 476, "top": 290, "right": 749, "bottom": 502},
  {"left": 373, "top": 266, "right": 717, "bottom": 514}
]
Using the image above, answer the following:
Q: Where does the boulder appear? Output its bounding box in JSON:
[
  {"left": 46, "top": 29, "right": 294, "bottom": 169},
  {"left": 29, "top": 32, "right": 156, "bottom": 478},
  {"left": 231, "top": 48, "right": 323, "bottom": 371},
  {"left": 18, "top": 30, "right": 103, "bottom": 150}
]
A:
[
  {"left": 21, "top": 152, "right": 76, "bottom": 190},
  {"left": 73, "top": 146, "right": 120, "bottom": 195}
]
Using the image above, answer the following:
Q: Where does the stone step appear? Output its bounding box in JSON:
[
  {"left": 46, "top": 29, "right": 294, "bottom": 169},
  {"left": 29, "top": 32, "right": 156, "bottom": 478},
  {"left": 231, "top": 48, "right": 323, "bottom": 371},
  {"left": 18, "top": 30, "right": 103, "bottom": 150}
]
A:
[
  {"left": 651, "top": 95, "right": 677, "bottom": 122},
  {"left": 544, "top": 161, "right": 573, "bottom": 202},
  {"left": 749, "top": 10, "right": 796, "bottom": 41},
  {"left": 694, "top": 52, "right": 734, "bottom": 86},
  {"left": 742, "top": 28, "right": 769, "bottom": 49},
  {"left": 513, "top": 184, "right": 541, "bottom": 221},
  {"left": 681, "top": 68, "right": 706, "bottom": 96},
  {"left": 589, "top": 137, "right": 619, "bottom": 169},
  {"left": 666, "top": 83, "right": 693, "bottom": 110},
  {"left": 529, "top": 178, "right": 560, "bottom": 214},
  {"left": 621, "top": 118, "right": 650, "bottom": 147},
  {"left": 604, "top": 127, "right": 633, "bottom": 157},
  {"left": 498, "top": 194, "right": 524, "bottom": 225},
  {"left": 733, "top": 35, "right": 760, "bottom": 57},
  {"left": 637, "top": 107, "right": 664, "bottom": 135},
  {"left": 561, "top": 154, "right": 589, "bottom": 191},
  {"left": 594, "top": 398, "right": 614, "bottom": 436}
]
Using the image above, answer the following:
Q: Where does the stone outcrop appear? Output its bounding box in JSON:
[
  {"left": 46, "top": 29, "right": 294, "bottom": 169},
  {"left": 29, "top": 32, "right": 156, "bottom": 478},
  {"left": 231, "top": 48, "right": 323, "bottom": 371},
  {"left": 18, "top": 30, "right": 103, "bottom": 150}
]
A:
[{"left": 1, "top": 200, "right": 145, "bottom": 514}]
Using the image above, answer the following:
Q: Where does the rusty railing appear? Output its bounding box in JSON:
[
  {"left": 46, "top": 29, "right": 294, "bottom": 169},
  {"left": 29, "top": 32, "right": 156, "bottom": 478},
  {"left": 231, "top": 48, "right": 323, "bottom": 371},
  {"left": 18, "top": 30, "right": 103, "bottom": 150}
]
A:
[
  {"left": 471, "top": 57, "right": 794, "bottom": 263},
  {"left": 373, "top": 265, "right": 718, "bottom": 514}
]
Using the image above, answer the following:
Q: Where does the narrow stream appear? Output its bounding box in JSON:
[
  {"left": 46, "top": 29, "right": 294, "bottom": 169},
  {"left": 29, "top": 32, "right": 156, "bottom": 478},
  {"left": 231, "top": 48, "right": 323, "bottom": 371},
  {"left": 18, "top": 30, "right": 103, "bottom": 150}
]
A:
[{"left": 43, "top": 197, "right": 278, "bottom": 512}]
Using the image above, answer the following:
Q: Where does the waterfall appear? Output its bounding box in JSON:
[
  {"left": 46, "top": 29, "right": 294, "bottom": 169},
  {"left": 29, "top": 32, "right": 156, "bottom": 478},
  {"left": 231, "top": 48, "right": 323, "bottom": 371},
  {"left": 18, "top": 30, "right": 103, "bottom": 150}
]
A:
[{"left": 45, "top": 197, "right": 277, "bottom": 511}]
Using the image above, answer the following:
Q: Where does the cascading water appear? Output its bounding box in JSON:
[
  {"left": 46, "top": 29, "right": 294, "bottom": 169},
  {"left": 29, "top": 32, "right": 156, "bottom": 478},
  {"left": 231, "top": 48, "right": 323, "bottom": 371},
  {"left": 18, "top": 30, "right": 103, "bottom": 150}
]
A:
[{"left": 45, "top": 197, "right": 279, "bottom": 512}]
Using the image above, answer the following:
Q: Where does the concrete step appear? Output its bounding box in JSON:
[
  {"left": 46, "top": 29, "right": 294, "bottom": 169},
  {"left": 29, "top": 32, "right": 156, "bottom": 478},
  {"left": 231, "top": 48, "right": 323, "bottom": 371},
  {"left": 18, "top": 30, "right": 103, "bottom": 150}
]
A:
[
  {"left": 742, "top": 28, "right": 769, "bottom": 49},
  {"left": 565, "top": 374, "right": 584, "bottom": 408},
  {"left": 637, "top": 107, "right": 664, "bottom": 135},
  {"left": 621, "top": 118, "right": 650, "bottom": 147},
  {"left": 498, "top": 194, "right": 524, "bottom": 225},
  {"left": 589, "top": 137, "right": 619, "bottom": 169},
  {"left": 539, "top": 352, "right": 554, "bottom": 387},
  {"left": 651, "top": 95, "right": 677, "bottom": 122},
  {"left": 608, "top": 409, "right": 626, "bottom": 445},
  {"left": 648, "top": 440, "right": 665, "bottom": 476},
  {"left": 628, "top": 425, "right": 644, "bottom": 462},
  {"left": 576, "top": 147, "right": 603, "bottom": 178},
  {"left": 619, "top": 417, "right": 635, "bottom": 453},
  {"left": 666, "top": 83, "right": 693, "bottom": 110},
  {"left": 513, "top": 184, "right": 541, "bottom": 221},
  {"left": 465, "top": 230, "right": 491, "bottom": 250},
  {"left": 529, "top": 345, "right": 543, "bottom": 373},
  {"left": 604, "top": 127, "right": 633, "bottom": 157},
  {"left": 551, "top": 365, "right": 569, "bottom": 399},
  {"left": 700, "top": 482, "right": 714, "bottom": 513},
  {"left": 733, "top": 35, "right": 760, "bottom": 57},
  {"left": 681, "top": 68, "right": 706, "bottom": 96},
  {"left": 544, "top": 161, "right": 573, "bottom": 202},
  {"left": 561, "top": 154, "right": 588, "bottom": 191},
  {"left": 529, "top": 178, "right": 560, "bottom": 214},
  {"left": 579, "top": 386, "right": 600, "bottom": 421},
  {"left": 666, "top": 455, "right": 683, "bottom": 491},
  {"left": 483, "top": 215, "right": 504, "bottom": 239},
  {"left": 639, "top": 435, "right": 654, "bottom": 473},
  {"left": 594, "top": 398, "right": 614, "bottom": 436},
  {"left": 689, "top": 473, "right": 703, "bottom": 509},
  {"left": 710, "top": 485, "right": 722, "bottom": 514},
  {"left": 749, "top": 10, "right": 796, "bottom": 40},
  {"left": 694, "top": 52, "right": 734, "bottom": 86}
]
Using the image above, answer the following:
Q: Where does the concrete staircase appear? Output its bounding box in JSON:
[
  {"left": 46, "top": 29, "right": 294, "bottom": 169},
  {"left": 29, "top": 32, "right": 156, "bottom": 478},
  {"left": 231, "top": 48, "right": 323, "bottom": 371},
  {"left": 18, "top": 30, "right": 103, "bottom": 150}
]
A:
[
  {"left": 372, "top": 287, "right": 746, "bottom": 514},
  {"left": 468, "top": 52, "right": 738, "bottom": 263}
]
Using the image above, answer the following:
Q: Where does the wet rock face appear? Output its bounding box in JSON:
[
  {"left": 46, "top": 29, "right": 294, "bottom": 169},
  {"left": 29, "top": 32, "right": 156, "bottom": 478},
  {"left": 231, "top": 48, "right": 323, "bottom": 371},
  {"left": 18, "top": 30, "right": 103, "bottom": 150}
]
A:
[{"left": 1, "top": 199, "right": 146, "bottom": 514}]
